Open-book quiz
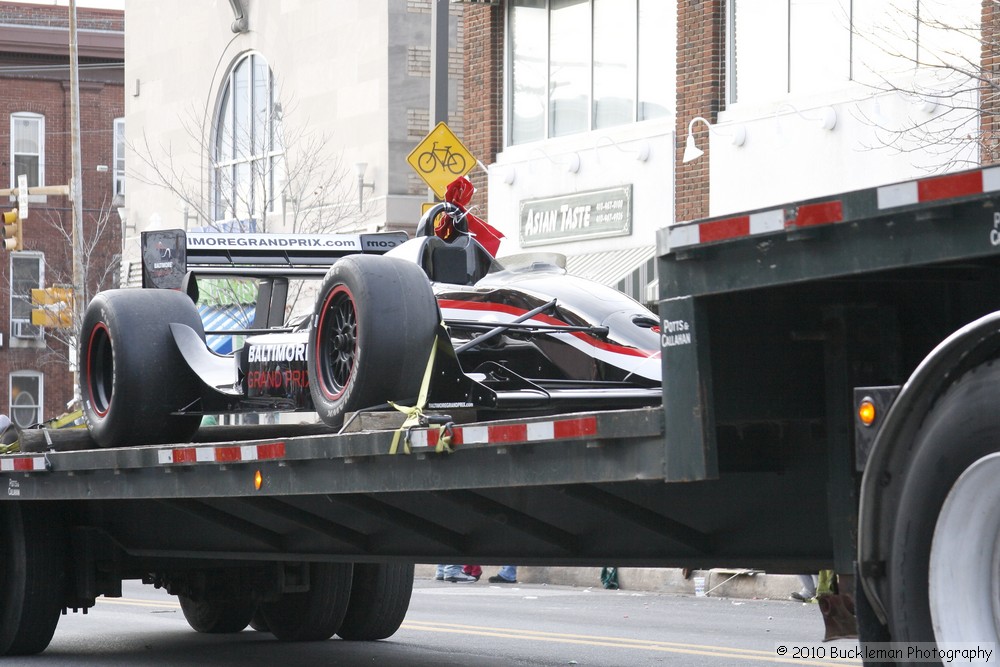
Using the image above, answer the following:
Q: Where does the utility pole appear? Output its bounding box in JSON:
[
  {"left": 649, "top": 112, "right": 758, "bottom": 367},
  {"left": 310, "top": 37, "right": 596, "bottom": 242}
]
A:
[
  {"left": 429, "top": 0, "right": 449, "bottom": 127},
  {"left": 429, "top": 0, "right": 449, "bottom": 204},
  {"left": 68, "top": 0, "right": 84, "bottom": 403}
]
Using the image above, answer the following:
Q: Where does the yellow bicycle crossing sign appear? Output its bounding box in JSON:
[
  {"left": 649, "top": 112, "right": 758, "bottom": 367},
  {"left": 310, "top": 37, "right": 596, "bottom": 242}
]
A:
[{"left": 407, "top": 122, "right": 476, "bottom": 198}]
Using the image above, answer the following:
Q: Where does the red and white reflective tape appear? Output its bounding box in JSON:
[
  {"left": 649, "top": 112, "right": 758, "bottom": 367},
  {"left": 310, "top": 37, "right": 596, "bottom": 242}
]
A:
[
  {"left": 669, "top": 166, "right": 1000, "bottom": 252},
  {"left": 668, "top": 200, "right": 844, "bottom": 250},
  {"left": 157, "top": 442, "right": 286, "bottom": 465},
  {"left": 407, "top": 415, "right": 598, "bottom": 449},
  {"left": 876, "top": 166, "right": 1000, "bottom": 210},
  {"left": 0, "top": 455, "right": 46, "bottom": 472}
]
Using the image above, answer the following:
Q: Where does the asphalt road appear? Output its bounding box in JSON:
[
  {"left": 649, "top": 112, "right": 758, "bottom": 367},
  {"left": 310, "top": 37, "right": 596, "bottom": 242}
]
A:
[{"left": 15, "top": 578, "right": 860, "bottom": 666}]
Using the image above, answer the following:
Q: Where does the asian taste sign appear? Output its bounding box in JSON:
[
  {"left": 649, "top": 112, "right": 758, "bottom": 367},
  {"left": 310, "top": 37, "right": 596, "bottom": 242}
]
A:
[{"left": 519, "top": 185, "right": 632, "bottom": 247}]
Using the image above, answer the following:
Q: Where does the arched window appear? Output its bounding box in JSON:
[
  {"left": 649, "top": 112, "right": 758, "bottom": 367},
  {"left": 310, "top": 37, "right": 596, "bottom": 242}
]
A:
[
  {"left": 10, "top": 371, "right": 43, "bottom": 429},
  {"left": 213, "top": 53, "right": 284, "bottom": 228}
]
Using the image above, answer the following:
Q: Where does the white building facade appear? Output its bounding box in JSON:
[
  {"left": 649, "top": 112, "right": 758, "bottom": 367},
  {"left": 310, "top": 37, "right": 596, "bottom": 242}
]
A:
[{"left": 120, "top": 0, "right": 463, "bottom": 275}]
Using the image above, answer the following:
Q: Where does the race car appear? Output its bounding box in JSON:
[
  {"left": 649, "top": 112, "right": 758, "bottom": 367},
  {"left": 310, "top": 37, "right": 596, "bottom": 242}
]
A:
[{"left": 79, "top": 189, "right": 662, "bottom": 448}]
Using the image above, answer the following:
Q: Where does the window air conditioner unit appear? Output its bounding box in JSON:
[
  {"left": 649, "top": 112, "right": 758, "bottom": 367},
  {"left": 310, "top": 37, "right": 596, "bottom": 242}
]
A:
[{"left": 11, "top": 319, "right": 43, "bottom": 340}]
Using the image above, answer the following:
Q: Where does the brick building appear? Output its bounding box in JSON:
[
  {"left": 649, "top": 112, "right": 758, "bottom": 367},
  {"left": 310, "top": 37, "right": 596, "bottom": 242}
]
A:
[
  {"left": 0, "top": 2, "right": 123, "bottom": 428},
  {"left": 461, "top": 0, "right": 985, "bottom": 301}
]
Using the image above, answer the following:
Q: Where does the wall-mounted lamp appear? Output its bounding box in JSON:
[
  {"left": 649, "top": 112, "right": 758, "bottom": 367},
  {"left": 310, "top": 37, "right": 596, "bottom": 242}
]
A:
[
  {"left": 530, "top": 148, "right": 582, "bottom": 175},
  {"left": 869, "top": 93, "right": 892, "bottom": 126},
  {"left": 500, "top": 165, "right": 516, "bottom": 185},
  {"left": 182, "top": 203, "right": 198, "bottom": 229},
  {"left": 594, "top": 136, "right": 651, "bottom": 163},
  {"left": 112, "top": 193, "right": 134, "bottom": 235},
  {"left": 565, "top": 152, "right": 581, "bottom": 174},
  {"left": 775, "top": 103, "right": 838, "bottom": 132},
  {"left": 116, "top": 207, "right": 133, "bottom": 234},
  {"left": 683, "top": 116, "right": 747, "bottom": 163},
  {"left": 354, "top": 162, "right": 374, "bottom": 210}
]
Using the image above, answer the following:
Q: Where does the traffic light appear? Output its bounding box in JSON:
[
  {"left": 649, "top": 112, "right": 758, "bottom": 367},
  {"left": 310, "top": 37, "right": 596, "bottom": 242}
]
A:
[{"left": 1, "top": 209, "right": 21, "bottom": 251}]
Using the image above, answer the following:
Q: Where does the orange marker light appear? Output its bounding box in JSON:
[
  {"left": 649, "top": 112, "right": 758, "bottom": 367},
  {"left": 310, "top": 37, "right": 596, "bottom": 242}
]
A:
[
  {"left": 254, "top": 470, "right": 263, "bottom": 491},
  {"left": 858, "top": 398, "right": 876, "bottom": 427}
]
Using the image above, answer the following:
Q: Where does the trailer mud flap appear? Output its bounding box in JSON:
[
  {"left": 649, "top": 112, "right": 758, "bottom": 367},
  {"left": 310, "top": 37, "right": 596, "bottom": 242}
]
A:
[
  {"left": 659, "top": 295, "right": 718, "bottom": 481},
  {"left": 819, "top": 593, "right": 859, "bottom": 641}
]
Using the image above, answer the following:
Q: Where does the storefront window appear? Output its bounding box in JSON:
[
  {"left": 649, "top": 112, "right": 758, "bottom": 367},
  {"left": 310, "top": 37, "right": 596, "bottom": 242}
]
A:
[
  {"left": 508, "top": 0, "right": 674, "bottom": 145},
  {"left": 638, "top": 1, "right": 673, "bottom": 120},
  {"left": 593, "top": 0, "right": 636, "bottom": 129},
  {"left": 510, "top": 0, "right": 547, "bottom": 144},
  {"left": 549, "top": 0, "right": 590, "bottom": 137},
  {"left": 729, "top": 0, "right": 979, "bottom": 104}
]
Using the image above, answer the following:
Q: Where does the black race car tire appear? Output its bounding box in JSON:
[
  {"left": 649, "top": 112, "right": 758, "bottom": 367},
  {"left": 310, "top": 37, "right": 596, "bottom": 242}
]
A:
[
  {"left": 80, "top": 289, "right": 204, "bottom": 448},
  {"left": 179, "top": 595, "right": 254, "bottom": 634},
  {"left": 337, "top": 562, "right": 414, "bottom": 641},
  {"left": 259, "top": 562, "right": 353, "bottom": 642},
  {"left": 308, "top": 255, "right": 439, "bottom": 427}
]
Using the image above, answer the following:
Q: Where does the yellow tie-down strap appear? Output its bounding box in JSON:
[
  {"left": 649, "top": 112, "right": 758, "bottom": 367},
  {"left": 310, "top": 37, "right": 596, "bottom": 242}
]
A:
[{"left": 389, "top": 335, "right": 454, "bottom": 455}]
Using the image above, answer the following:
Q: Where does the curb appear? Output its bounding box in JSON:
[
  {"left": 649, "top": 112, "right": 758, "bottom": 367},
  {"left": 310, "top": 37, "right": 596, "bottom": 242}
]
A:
[{"left": 416, "top": 565, "right": 806, "bottom": 601}]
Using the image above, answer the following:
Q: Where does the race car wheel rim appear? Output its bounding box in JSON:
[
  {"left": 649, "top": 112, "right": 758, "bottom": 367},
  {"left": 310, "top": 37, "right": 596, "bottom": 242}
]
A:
[
  {"left": 86, "top": 322, "right": 114, "bottom": 417},
  {"left": 316, "top": 285, "right": 357, "bottom": 399}
]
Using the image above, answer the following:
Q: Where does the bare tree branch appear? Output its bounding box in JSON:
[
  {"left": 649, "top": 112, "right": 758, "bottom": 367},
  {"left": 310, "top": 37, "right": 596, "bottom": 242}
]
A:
[{"left": 850, "top": 2, "right": 983, "bottom": 172}]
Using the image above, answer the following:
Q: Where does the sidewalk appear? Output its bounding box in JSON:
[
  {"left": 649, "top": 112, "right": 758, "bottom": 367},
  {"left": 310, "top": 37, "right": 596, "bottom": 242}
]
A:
[{"left": 416, "top": 565, "right": 804, "bottom": 600}]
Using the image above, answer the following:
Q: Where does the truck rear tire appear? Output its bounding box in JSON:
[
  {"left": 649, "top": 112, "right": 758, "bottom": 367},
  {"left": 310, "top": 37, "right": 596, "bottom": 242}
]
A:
[
  {"left": 178, "top": 595, "right": 254, "bottom": 633},
  {"left": 259, "top": 562, "right": 353, "bottom": 642},
  {"left": 887, "top": 359, "right": 1000, "bottom": 648},
  {"left": 308, "top": 256, "right": 439, "bottom": 427},
  {"left": 337, "top": 562, "right": 414, "bottom": 641},
  {"left": 80, "top": 289, "right": 204, "bottom": 447},
  {"left": 0, "top": 504, "right": 65, "bottom": 656}
]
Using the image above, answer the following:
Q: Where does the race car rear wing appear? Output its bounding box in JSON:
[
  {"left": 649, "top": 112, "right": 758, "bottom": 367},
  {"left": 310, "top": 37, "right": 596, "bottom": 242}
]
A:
[{"left": 141, "top": 229, "right": 410, "bottom": 289}]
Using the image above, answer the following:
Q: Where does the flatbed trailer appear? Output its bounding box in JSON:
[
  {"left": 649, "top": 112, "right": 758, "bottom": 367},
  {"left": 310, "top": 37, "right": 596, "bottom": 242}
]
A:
[
  {"left": 659, "top": 165, "right": 1000, "bottom": 662},
  {"left": 4, "top": 166, "right": 1000, "bottom": 659}
]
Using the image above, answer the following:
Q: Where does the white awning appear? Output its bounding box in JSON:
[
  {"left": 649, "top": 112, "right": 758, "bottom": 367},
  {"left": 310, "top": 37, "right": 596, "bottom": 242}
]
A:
[{"left": 564, "top": 246, "right": 658, "bottom": 306}]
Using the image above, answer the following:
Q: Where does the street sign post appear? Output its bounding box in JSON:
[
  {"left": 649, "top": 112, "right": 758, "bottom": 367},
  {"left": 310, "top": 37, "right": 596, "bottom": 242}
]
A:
[
  {"left": 17, "top": 174, "right": 27, "bottom": 220},
  {"left": 407, "top": 122, "right": 476, "bottom": 198}
]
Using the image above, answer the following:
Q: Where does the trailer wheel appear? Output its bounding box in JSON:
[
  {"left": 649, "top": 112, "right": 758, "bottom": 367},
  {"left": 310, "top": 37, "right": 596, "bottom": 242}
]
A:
[
  {"left": 81, "top": 289, "right": 204, "bottom": 447},
  {"left": 888, "top": 359, "right": 1000, "bottom": 647},
  {"left": 337, "top": 563, "right": 414, "bottom": 641},
  {"left": 927, "top": 450, "right": 1000, "bottom": 646},
  {"left": 309, "top": 256, "right": 439, "bottom": 427},
  {"left": 0, "top": 504, "right": 65, "bottom": 656},
  {"left": 178, "top": 595, "right": 254, "bottom": 633},
  {"left": 259, "top": 563, "right": 353, "bottom": 642}
]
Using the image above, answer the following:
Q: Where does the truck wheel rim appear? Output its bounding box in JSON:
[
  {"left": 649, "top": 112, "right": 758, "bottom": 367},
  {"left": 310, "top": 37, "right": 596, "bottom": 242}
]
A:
[{"left": 929, "top": 451, "right": 1000, "bottom": 645}]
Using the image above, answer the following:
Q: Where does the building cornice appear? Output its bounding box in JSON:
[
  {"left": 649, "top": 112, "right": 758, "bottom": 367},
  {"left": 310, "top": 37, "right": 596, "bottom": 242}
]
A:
[{"left": 0, "top": 24, "right": 123, "bottom": 60}]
